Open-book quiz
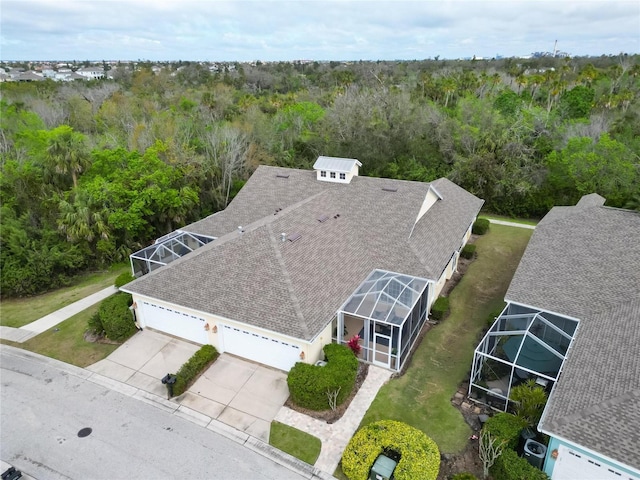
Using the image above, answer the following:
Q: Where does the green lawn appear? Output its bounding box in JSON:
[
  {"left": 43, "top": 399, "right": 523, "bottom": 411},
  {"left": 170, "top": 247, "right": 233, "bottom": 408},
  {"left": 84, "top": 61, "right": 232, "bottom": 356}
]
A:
[
  {"left": 269, "top": 421, "right": 322, "bottom": 466},
  {"left": 0, "top": 303, "right": 120, "bottom": 367},
  {"left": 0, "top": 264, "right": 129, "bottom": 328},
  {"left": 356, "top": 225, "right": 533, "bottom": 454}
]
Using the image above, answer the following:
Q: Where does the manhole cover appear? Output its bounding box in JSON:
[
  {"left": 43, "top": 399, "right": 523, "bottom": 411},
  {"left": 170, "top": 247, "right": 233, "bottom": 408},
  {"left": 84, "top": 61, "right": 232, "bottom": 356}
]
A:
[{"left": 77, "top": 427, "right": 92, "bottom": 438}]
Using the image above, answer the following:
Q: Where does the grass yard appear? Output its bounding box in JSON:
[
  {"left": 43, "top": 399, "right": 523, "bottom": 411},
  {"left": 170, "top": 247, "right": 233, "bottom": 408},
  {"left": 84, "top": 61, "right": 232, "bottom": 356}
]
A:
[
  {"left": 0, "top": 304, "right": 120, "bottom": 367},
  {"left": 269, "top": 421, "right": 322, "bottom": 466},
  {"left": 0, "top": 263, "right": 129, "bottom": 328},
  {"left": 356, "top": 225, "right": 533, "bottom": 454}
]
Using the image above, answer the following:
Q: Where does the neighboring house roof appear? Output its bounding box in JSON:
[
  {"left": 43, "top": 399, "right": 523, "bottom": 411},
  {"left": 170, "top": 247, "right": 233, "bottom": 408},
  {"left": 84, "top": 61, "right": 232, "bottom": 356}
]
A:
[
  {"left": 126, "top": 165, "right": 483, "bottom": 341},
  {"left": 312, "top": 156, "right": 362, "bottom": 172},
  {"left": 18, "top": 71, "right": 45, "bottom": 81},
  {"left": 506, "top": 200, "right": 640, "bottom": 471}
]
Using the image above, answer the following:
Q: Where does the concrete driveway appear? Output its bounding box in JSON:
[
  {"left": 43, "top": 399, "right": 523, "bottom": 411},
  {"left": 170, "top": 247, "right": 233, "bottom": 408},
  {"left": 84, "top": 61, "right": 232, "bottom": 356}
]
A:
[{"left": 87, "top": 330, "right": 289, "bottom": 441}]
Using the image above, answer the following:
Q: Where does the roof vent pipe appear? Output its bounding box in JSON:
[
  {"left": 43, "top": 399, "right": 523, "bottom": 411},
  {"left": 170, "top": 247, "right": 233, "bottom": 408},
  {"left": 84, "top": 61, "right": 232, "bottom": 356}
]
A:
[
  {"left": 281, "top": 233, "right": 286, "bottom": 242},
  {"left": 238, "top": 226, "right": 244, "bottom": 235}
]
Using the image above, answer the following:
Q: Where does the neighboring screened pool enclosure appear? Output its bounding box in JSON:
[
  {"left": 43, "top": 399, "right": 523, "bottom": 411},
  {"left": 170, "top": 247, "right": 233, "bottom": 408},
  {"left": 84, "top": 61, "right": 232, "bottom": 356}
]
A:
[
  {"left": 469, "top": 303, "right": 578, "bottom": 410},
  {"left": 335, "top": 269, "right": 432, "bottom": 372},
  {"left": 130, "top": 230, "right": 215, "bottom": 277}
]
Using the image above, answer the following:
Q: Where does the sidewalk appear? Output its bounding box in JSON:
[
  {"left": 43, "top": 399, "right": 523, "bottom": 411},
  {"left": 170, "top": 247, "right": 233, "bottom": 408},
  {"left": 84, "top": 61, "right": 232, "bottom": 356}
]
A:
[
  {"left": 0, "top": 286, "right": 118, "bottom": 343},
  {"left": 487, "top": 218, "right": 536, "bottom": 230},
  {"left": 275, "top": 365, "right": 392, "bottom": 474}
]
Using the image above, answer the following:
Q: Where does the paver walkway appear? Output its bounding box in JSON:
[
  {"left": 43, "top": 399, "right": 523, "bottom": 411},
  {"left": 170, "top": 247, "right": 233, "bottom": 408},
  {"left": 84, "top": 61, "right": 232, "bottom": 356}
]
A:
[
  {"left": 275, "top": 365, "right": 392, "bottom": 474},
  {"left": 0, "top": 286, "right": 118, "bottom": 343}
]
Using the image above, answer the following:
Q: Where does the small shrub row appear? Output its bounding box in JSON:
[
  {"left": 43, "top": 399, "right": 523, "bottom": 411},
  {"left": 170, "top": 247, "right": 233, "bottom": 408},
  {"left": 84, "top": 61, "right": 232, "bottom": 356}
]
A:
[
  {"left": 287, "top": 343, "right": 358, "bottom": 411},
  {"left": 114, "top": 271, "right": 135, "bottom": 288},
  {"left": 482, "top": 412, "right": 528, "bottom": 450},
  {"left": 342, "top": 420, "right": 440, "bottom": 480},
  {"left": 173, "top": 345, "right": 219, "bottom": 396},
  {"left": 460, "top": 244, "right": 477, "bottom": 259},
  {"left": 430, "top": 296, "right": 450, "bottom": 321},
  {"left": 472, "top": 218, "right": 490, "bottom": 235},
  {"left": 491, "top": 448, "right": 550, "bottom": 480},
  {"left": 88, "top": 292, "right": 137, "bottom": 342}
]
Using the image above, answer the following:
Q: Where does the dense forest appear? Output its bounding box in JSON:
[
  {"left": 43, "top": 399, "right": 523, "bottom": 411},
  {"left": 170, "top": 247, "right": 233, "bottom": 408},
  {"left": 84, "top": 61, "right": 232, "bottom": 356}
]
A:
[{"left": 1, "top": 55, "right": 639, "bottom": 296}]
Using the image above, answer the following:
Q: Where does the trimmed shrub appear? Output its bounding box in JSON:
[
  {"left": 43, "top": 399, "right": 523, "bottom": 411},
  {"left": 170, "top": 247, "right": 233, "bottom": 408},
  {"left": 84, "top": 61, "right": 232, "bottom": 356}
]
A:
[
  {"left": 172, "top": 345, "right": 219, "bottom": 396},
  {"left": 491, "top": 448, "right": 550, "bottom": 480},
  {"left": 97, "top": 292, "right": 137, "bottom": 341},
  {"left": 342, "top": 420, "right": 440, "bottom": 480},
  {"left": 472, "top": 218, "right": 490, "bottom": 235},
  {"left": 87, "top": 310, "right": 104, "bottom": 335},
  {"left": 460, "top": 244, "right": 477, "bottom": 259},
  {"left": 482, "top": 413, "right": 528, "bottom": 450},
  {"left": 451, "top": 474, "right": 479, "bottom": 480},
  {"left": 114, "top": 271, "right": 135, "bottom": 288},
  {"left": 431, "top": 296, "right": 450, "bottom": 321},
  {"left": 287, "top": 343, "right": 358, "bottom": 411}
]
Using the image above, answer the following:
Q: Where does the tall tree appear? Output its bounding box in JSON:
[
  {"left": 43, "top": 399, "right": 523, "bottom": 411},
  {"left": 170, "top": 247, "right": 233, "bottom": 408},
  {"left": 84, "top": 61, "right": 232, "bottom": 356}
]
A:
[{"left": 44, "top": 125, "right": 90, "bottom": 189}]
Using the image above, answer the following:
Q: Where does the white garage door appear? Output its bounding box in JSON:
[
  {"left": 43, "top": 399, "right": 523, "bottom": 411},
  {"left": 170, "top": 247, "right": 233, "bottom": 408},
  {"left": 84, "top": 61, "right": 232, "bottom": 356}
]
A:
[
  {"left": 220, "top": 324, "right": 300, "bottom": 371},
  {"left": 554, "top": 445, "right": 640, "bottom": 480},
  {"left": 139, "top": 302, "right": 208, "bottom": 345}
]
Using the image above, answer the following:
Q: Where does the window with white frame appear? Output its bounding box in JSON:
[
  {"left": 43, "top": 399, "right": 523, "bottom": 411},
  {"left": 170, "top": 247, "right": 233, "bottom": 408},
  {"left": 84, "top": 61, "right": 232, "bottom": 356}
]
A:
[
  {"left": 330, "top": 172, "right": 336, "bottom": 179},
  {"left": 339, "top": 173, "right": 346, "bottom": 180},
  {"left": 320, "top": 170, "right": 326, "bottom": 177}
]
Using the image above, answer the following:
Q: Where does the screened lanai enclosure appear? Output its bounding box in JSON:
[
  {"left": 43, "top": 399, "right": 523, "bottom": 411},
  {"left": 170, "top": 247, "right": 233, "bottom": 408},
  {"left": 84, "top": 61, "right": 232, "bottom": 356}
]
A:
[
  {"left": 335, "top": 269, "right": 432, "bottom": 372},
  {"left": 130, "top": 230, "right": 215, "bottom": 277},
  {"left": 469, "top": 303, "right": 578, "bottom": 411}
]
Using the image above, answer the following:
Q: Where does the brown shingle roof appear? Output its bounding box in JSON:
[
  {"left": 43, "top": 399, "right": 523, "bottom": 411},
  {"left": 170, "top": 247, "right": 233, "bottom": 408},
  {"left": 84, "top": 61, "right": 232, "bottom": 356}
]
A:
[
  {"left": 126, "top": 165, "right": 483, "bottom": 341},
  {"left": 506, "top": 201, "right": 640, "bottom": 470}
]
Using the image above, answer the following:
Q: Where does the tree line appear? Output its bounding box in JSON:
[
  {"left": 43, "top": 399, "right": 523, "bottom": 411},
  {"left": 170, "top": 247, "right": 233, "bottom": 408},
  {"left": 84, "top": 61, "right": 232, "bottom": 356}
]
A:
[{"left": 1, "top": 55, "right": 639, "bottom": 296}]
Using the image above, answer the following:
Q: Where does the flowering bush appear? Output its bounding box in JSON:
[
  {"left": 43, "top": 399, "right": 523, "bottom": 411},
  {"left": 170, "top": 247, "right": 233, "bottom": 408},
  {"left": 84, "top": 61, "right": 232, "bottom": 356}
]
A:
[
  {"left": 347, "top": 335, "right": 362, "bottom": 356},
  {"left": 342, "top": 420, "right": 440, "bottom": 480}
]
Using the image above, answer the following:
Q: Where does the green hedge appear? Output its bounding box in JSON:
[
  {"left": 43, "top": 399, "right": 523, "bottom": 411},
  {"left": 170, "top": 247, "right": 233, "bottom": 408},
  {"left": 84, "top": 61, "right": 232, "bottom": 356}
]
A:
[
  {"left": 342, "top": 420, "right": 440, "bottom": 480},
  {"left": 482, "top": 413, "right": 528, "bottom": 450},
  {"left": 287, "top": 343, "right": 358, "bottom": 411},
  {"left": 460, "top": 244, "right": 477, "bottom": 259},
  {"left": 93, "top": 292, "right": 137, "bottom": 341},
  {"left": 431, "top": 296, "right": 450, "bottom": 321},
  {"left": 451, "top": 474, "right": 479, "bottom": 480},
  {"left": 472, "top": 218, "right": 490, "bottom": 235},
  {"left": 114, "top": 272, "right": 135, "bottom": 287},
  {"left": 491, "top": 448, "right": 550, "bottom": 480},
  {"left": 173, "top": 345, "right": 219, "bottom": 396}
]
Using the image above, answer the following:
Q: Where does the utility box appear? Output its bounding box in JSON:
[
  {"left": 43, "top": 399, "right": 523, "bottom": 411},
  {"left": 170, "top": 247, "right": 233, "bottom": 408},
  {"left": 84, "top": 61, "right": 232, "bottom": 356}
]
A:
[
  {"left": 523, "top": 439, "right": 547, "bottom": 470},
  {"left": 369, "top": 454, "right": 397, "bottom": 480}
]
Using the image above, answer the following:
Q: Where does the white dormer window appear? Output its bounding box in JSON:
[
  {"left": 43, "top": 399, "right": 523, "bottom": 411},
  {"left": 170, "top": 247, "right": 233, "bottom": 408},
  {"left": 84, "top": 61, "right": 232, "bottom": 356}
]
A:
[{"left": 313, "top": 156, "right": 362, "bottom": 184}]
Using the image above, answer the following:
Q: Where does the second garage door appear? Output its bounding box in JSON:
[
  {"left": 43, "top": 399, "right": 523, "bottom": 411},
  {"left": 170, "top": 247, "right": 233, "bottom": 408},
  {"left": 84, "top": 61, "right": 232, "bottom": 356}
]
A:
[
  {"left": 553, "top": 445, "right": 640, "bottom": 480},
  {"left": 220, "top": 324, "right": 301, "bottom": 371},
  {"left": 139, "top": 301, "right": 208, "bottom": 345}
]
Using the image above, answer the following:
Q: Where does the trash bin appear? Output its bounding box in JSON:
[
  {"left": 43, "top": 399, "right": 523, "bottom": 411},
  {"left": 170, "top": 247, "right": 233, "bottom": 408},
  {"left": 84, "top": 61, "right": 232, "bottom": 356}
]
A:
[
  {"left": 523, "top": 439, "right": 547, "bottom": 469},
  {"left": 161, "top": 373, "right": 177, "bottom": 399},
  {"left": 369, "top": 454, "right": 397, "bottom": 480}
]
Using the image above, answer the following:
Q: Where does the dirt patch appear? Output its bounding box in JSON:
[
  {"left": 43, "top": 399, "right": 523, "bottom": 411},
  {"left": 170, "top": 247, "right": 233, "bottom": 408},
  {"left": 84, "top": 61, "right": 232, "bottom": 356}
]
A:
[
  {"left": 83, "top": 330, "right": 120, "bottom": 345},
  {"left": 284, "top": 362, "right": 369, "bottom": 423},
  {"left": 438, "top": 382, "right": 495, "bottom": 479}
]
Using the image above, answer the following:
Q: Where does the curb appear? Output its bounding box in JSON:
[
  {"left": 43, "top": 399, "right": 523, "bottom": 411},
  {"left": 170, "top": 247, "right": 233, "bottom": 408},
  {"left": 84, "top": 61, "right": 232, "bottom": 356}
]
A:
[{"left": 1, "top": 345, "right": 336, "bottom": 479}]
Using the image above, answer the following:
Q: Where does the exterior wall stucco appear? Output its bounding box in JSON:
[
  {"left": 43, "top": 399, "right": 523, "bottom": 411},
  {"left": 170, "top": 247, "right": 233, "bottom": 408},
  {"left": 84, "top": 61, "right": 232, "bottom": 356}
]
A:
[{"left": 415, "top": 187, "right": 440, "bottom": 223}]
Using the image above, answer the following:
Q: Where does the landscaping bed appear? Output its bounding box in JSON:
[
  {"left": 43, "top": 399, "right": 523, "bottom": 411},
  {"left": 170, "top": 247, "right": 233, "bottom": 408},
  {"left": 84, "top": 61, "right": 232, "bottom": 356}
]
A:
[{"left": 285, "top": 362, "right": 369, "bottom": 423}]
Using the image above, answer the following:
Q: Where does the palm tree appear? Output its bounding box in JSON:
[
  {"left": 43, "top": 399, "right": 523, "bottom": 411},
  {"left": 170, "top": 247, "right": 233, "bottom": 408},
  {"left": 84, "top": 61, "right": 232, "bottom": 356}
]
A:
[{"left": 45, "top": 125, "right": 90, "bottom": 189}]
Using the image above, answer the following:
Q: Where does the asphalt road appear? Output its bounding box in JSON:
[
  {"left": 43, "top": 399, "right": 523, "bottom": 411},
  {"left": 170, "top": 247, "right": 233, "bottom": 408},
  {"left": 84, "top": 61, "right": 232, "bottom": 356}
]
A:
[{"left": 0, "top": 347, "right": 309, "bottom": 480}]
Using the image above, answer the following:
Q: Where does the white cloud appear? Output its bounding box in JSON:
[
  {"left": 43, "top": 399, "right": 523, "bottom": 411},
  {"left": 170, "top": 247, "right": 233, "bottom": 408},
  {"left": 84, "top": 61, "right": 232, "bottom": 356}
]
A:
[{"left": 1, "top": 0, "right": 638, "bottom": 60}]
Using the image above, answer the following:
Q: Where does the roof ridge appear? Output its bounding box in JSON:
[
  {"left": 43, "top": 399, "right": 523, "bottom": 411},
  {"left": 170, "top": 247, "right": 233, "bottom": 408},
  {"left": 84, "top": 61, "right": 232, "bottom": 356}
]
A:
[
  {"left": 266, "top": 223, "right": 310, "bottom": 339},
  {"left": 543, "top": 387, "right": 640, "bottom": 432}
]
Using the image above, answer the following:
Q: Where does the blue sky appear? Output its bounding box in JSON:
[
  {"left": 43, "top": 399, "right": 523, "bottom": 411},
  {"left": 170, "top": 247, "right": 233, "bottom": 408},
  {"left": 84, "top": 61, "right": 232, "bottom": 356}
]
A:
[{"left": 1, "top": 0, "right": 639, "bottom": 61}]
